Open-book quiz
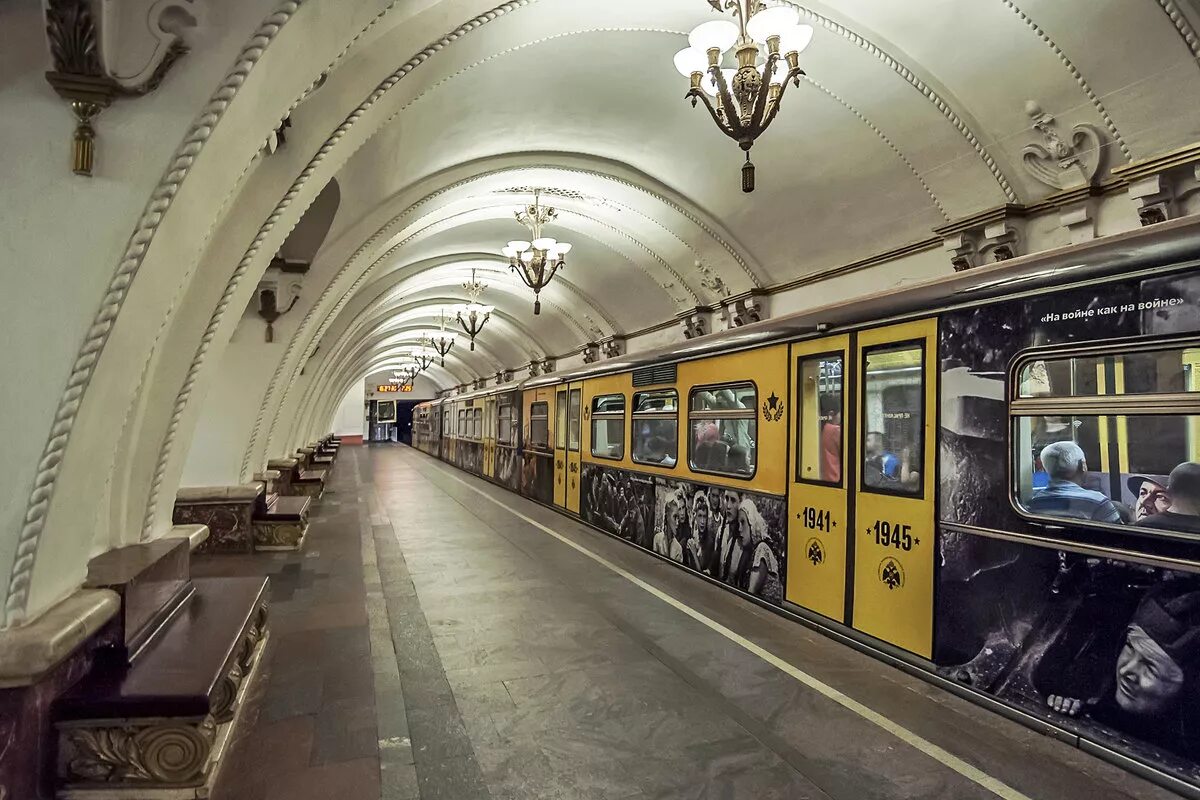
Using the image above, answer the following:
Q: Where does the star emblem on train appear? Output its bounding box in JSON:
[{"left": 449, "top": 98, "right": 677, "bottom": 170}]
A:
[{"left": 762, "top": 392, "right": 784, "bottom": 422}]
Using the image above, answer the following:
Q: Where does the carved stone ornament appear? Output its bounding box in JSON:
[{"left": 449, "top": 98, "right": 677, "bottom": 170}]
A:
[
  {"left": 580, "top": 343, "right": 600, "bottom": 365},
  {"left": 718, "top": 291, "right": 767, "bottom": 329},
  {"left": 678, "top": 309, "right": 709, "bottom": 340},
  {"left": 528, "top": 359, "right": 542, "bottom": 378},
  {"left": 600, "top": 337, "right": 624, "bottom": 360},
  {"left": 44, "top": 0, "right": 198, "bottom": 176},
  {"left": 696, "top": 260, "right": 733, "bottom": 299},
  {"left": 253, "top": 520, "right": 305, "bottom": 550},
  {"left": 59, "top": 717, "right": 216, "bottom": 786},
  {"left": 1021, "top": 101, "right": 1104, "bottom": 191}
]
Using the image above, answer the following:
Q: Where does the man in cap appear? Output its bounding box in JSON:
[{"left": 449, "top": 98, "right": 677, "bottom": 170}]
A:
[
  {"left": 1126, "top": 474, "right": 1170, "bottom": 522},
  {"left": 1028, "top": 441, "right": 1121, "bottom": 523},
  {"left": 1140, "top": 462, "right": 1200, "bottom": 534}
]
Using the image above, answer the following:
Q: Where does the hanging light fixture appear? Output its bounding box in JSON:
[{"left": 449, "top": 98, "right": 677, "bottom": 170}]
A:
[
  {"left": 427, "top": 314, "right": 457, "bottom": 367},
  {"left": 453, "top": 269, "right": 493, "bottom": 350},
  {"left": 501, "top": 189, "right": 572, "bottom": 315},
  {"left": 413, "top": 344, "right": 436, "bottom": 372},
  {"left": 673, "top": 1, "right": 813, "bottom": 192}
]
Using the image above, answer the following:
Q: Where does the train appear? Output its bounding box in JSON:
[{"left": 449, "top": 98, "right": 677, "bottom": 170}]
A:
[{"left": 414, "top": 218, "right": 1200, "bottom": 791}]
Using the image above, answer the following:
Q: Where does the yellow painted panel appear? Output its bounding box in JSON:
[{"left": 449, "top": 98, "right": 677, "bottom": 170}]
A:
[
  {"left": 554, "top": 388, "right": 568, "bottom": 507},
  {"left": 567, "top": 382, "right": 584, "bottom": 513},
  {"left": 581, "top": 372, "right": 633, "bottom": 470},
  {"left": 788, "top": 336, "right": 850, "bottom": 622},
  {"left": 675, "top": 344, "right": 790, "bottom": 496},
  {"left": 851, "top": 318, "right": 937, "bottom": 658}
]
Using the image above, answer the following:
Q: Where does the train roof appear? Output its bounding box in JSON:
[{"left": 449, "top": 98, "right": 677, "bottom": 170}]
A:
[{"left": 524, "top": 214, "right": 1200, "bottom": 388}]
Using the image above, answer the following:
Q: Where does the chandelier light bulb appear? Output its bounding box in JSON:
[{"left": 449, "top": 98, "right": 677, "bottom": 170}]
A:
[
  {"left": 532, "top": 237, "right": 556, "bottom": 250},
  {"left": 688, "top": 20, "right": 738, "bottom": 55},
  {"left": 555, "top": 242, "right": 572, "bottom": 255},
  {"left": 673, "top": 46, "right": 708, "bottom": 77},
  {"left": 508, "top": 239, "right": 530, "bottom": 251},
  {"left": 746, "top": 6, "right": 800, "bottom": 44},
  {"left": 501, "top": 245, "right": 517, "bottom": 258},
  {"left": 778, "top": 23, "right": 814, "bottom": 56},
  {"left": 521, "top": 250, "right": 535, "bottom": 263}
]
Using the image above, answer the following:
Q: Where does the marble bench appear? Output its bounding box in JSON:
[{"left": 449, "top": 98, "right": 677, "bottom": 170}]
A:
[
  {"left": 173, "top": 485, "right": 264, "bottom": 554},
  {"left": 53, "top": 538, "right": 268, "bottom": 799}
]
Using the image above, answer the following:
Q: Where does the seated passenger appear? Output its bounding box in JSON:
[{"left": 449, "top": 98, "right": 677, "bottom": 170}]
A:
[
  {"left": 1140, "top": 463, "right": 1200, "bottom": 534},
  {"left": 1028, "top": 441, "right": 1121, "bottom": 523}
]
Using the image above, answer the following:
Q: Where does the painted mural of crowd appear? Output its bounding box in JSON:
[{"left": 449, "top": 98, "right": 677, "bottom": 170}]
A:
[
  {"left": 1027, "top": 440, "right": 1200, "bottom": 534},
  {"left": 582, "top": 465, "right": 786, "bottom": 604},
  {"left": 938, "top": 535, "right": 1200, "bottom": 770}
]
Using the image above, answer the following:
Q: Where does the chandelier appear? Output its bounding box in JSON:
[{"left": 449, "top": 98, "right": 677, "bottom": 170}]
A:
[
  {"left": 427, "top": 315, "right": 456, "bottom": 367},
  {"left": 413, "top": 345, "right": 436, "bottom": 372},
  {"left": 673, "top": 1, "right": 813, "bottom": 192},
  {"left": 453, "top": 270, "right": 493, "bottom": 350},
  {"left": 501, "top": 190, "right": 572, "bottom": 315}
]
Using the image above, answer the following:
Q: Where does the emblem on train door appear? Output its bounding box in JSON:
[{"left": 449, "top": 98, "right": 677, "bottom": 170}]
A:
[
  {"left": 762, "top": 392, "right": 784, "bottom": 422},
  {"left": 878, "top": 557, "right": 905, "bottom": 590},
  {"left": 805, "top": 538, "right": 824, "bottom": 566}
]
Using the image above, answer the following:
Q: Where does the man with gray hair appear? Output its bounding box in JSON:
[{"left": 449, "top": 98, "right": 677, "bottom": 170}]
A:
[{"left": 1028, "top": 441, "right": 1122, "bottom": 523}]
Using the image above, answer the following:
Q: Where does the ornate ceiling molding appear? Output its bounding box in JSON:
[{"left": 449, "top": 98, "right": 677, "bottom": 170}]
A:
[
  {"left": 781, "top": 1, "right": 1020, "bottom": 203},
  {"left": 142, "top": 0, "right": 540, "bottom": 535},
  {"left": 998, "top": 0, "right": 1132, "bottom": 161},
  {"left": 8, "top": 0, "right": 306, "bottom": 627},
  {"left": 1156, "top": 0, "right": 1200, "bottom": 62},
  {"left": 802, "top": 75, "right": 950, "bottom": 221}
]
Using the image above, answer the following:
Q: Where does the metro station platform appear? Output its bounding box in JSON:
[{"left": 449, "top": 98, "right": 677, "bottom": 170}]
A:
[{"left": 209, "top": 445, "right": 1179, "bottom": 800}]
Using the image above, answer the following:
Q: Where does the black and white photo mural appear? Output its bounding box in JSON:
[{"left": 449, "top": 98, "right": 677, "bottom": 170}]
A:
[
  {"left": 936, "top": 270, "right": 1200, "bottom": 780},
  {"left": 581, "top": 463, "right": 787, "bottom": 606}
]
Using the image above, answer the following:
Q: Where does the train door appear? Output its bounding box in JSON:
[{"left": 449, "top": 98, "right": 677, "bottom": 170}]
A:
[
  {"left": 851, "top": 318, "right": 937, "bottom": 658},
  {"left": 787, "top": 335, "right": 850, "bottom": 622},
  {"left": 554, "top": 386, "right": 568, "bottom": 507},
  {"left": 483, "top": 396, "right": 496, "bottom": 479},
  {"left": 565, "top": 381, "right": 583, "bottom": 514}
]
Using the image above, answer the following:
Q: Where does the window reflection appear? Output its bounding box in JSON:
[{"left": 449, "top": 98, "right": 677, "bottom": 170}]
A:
[{"left": 862, "top": 345, "right": 923, "bottom": 495}]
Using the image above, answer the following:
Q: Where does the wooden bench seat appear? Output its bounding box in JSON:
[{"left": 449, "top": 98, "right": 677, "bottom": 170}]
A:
[{"left": 55, "top": 577, "right": 268, "bottom": 791}]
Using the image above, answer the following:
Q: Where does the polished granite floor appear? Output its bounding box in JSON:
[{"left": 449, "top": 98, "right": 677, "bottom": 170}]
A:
[{"left": 212, "top": 444, "right": 1185, "bottom": 800}]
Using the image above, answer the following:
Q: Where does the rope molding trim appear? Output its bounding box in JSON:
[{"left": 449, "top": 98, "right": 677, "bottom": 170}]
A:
[
  {"left": 136, "top": 1, "right": 409, "bottom": 541},
  {"left": 5, "top": 0, "right": 307, "bottom": 627}
]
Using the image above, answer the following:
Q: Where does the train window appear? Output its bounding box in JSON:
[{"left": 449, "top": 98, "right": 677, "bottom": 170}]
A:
[
  {"left": 556, "top": 391, "right": 567, "bottom": 449},
  {"left": 473, "top": 408, "right": 482, "bottom": 440},
  {"left": 1011, "top": 341, "right": 1200, "bottom": 537},
  {"left": 590, "top": 393, "right": 625, "bottom": 460},
  {"left": 632, "top": 389, "right": 678, "bottom": 467},
  {"left": 797, "top": 355, "right": 844, "bottom": 484},
  {"left": 1018, "top": 346, "right": 1200, "bottom": 398},
  {"left": 458, "top": 409, "right": 467, "bottom": 437},
  {"left": 442, "top": 410, "right": 449, "bottom": 435},
  {"left": 530, "top": 402, "right": 549, "bottom": 449},
  {"left": 861, "top": 344, "right": 924, "bottom": 496},
  {"left": 569, "top": 389, "right": 582, "bottom": 452},
  {"left": 498, "top": 402, "right": 516, "bottom": 445},
  {"left": 688, "top": 383, "right": 756, "bottom": 478}
]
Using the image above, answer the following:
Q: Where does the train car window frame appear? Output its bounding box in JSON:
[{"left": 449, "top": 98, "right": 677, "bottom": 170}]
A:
[
  {"left": 530, "top": 401, "right": 550, "bottom": 450},
  {"left": 555, "top": 391, "right": 567, "bottom": 450},
  {"left": 795, "top": 351, "right": 845, "bottom": 487},
  {"left": 1010, "top": 338, "right": 1200, "bottom": 542},
  {"left": 498, "top": 400, "right": 515, "bottom": 446},
  {"left": 568, "top": 388, "right": 582, "bottom": 452},
  {"left": 686, "top": 382, "right": 758, "bottom": 480},
  {"left": 631, "top": 388, "right": 679, "bottom": 468},
  {"left": 590, "top": 393, "right": 626, "bottom": 460},
  {"left": 473, "top": 407, "right": 482, "bottom": 440},
  {"left": 859, "top": 340, "right": 926, "bottom": 499}
]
